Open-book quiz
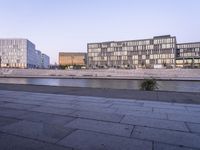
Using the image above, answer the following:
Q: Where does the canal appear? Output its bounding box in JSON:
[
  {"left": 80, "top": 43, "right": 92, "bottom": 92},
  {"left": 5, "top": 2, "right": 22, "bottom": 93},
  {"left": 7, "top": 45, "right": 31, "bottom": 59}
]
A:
[{"left": 0, "top": 77, "right": 199, "bottom": 93}]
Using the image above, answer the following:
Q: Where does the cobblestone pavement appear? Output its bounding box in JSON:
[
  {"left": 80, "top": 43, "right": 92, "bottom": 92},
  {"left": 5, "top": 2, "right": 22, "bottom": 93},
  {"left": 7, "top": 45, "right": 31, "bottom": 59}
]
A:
[{"left": 0, "top": 90, "right": 200, "bottom": 150}]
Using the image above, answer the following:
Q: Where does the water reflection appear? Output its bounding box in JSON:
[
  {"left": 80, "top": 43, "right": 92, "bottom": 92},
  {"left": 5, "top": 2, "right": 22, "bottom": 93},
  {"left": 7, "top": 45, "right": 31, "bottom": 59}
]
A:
[{"left": 0, "top": 78, "right": 199, "bottom": 93}]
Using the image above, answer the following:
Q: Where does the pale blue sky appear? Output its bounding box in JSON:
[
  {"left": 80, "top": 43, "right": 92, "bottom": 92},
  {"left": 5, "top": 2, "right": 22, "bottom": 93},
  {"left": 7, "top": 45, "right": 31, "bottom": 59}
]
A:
[{"left": 0, "top": 0, "right": 200, "bottom": 64}]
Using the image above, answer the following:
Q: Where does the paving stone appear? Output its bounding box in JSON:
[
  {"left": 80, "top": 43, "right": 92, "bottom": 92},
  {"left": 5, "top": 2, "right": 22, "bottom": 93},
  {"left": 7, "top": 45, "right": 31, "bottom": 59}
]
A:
[
  {"left": 73, "top": 105, "right": 117, "bottom": 113},
  {"left": 70, "top": 110, "right": 123, "bottom": 122},
  {"left": 107, "top": 98, "right": 137, "bottom": 103},
  {"left": 116, "top": 109, "right": 167, "bottom": 119},
  {"left": 111, "top": 101, "right": 144, "bottom": 107},
  {"left": 187, "top": 123, "right": 200, "bottom": 134},
  {"left": 187, "top": 106, "right": 200, "bottom": 112},
  {"left": 41, "top": 102, "right": 75, "bottom": 109},
  {"left": 40, "top": 102, "right": 116, "bottom": 113},
  {"left": 153, "top": 107, "right": 190, "bottom": 114},
  {"left": 73, "top": 104, "right": 110, "bottom": 110},
  {"left": 0, "top": 120, "right": 74, "bottom": 143},
  {"left": 77, "top": 96, "right": 109, "bottom": 102},
  {"left": 75, "top": 103, "right": 112, "bottom": 109},
  {"left": 121, "top": 115, "right": 188, "bottom": 131},
  {"left": 111, "top": 104, "right": 153, "bottom": 112},
  {"left": 20, "top": 111, "right": 76, "bottom": 126},
  {"left": 0, "top": 107, "right": 27, "bottom": 119},
  {"left": 31, "top": 106, "right": 76, "bottom": 115},
  {"left": 58, "top": 130, "right": 152, "bottom": 150},
  {"left": 0, "top": 101, "right": 6, "bottom": 105},
  {"left": 37, "top": 96, "right": 77, "bottom": 103},
  {"left": 0, "top": 116, "right": 20, "bottom": 128},
  {"left": 41, "top": 144, "right": 73, "bottom": 150},
  {"left": 9, "top": 99, "right": 44, "bottom": 105},
  {"left": 65, "top": 118, "right": 133, "bottom": 137},
  {"left": 145, "top": 103, "right": 187, "bottom": 110},
  {"left": 76, "top": 98, "right": 109, "bottom": 103},
  {"left": 154, "top": 142, "right": 196, "bottom": 150},
  {"left": 132, "top": 126, "right": 200, "bottom": 149},
  {"left": 19, "top": 97, "right": 47, "bottom": 101},
  {"left": 140, "top": 100, "right": 173, "bottom": 106},
  {"left": 0, "top": 102, "right": 38, "bottom": 110},
  {"left": 43, "top": 99, "right": 77, "bottom": 105},
  {"left": 174, "top": 103, "right": 200, "bottom": 108},
  {"left": 168, "top": 113, "right": 200, "bottom": 124},
  {"left": 0, "top": 97, "right": 17, "bottom": 102},
  {"left": 0, "top": 132, "right": 46, "bottom": 150},
  {"left": 0, "top": 132, "right": 72, "bottom": 150}
]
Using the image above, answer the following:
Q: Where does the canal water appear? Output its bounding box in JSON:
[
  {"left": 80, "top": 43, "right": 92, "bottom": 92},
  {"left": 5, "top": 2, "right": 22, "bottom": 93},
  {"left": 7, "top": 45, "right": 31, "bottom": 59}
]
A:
[{"left": 0, "top": 78, "right": 199, "bottom": 93}]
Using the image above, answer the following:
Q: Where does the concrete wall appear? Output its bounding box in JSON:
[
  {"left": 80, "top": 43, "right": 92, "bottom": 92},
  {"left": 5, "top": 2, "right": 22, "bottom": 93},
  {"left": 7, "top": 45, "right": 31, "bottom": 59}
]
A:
[{"left": 1, "top": 68, "right": 200, "bottom": 79}]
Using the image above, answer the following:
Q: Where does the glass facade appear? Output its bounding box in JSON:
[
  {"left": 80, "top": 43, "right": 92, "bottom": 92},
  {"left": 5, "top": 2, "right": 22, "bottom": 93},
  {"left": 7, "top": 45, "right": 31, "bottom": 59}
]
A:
[
  {"left": 0, "top": 39, "right": 49, "bottom": 68},
  {"left": 0, "top": 39, "right": 27, "bottom": 68},
  {"left": 41, "top": 53, "right": 50, "bottom": 69},
  {"left": 88, "top": 35, "right": 176, "bottom": 69}
]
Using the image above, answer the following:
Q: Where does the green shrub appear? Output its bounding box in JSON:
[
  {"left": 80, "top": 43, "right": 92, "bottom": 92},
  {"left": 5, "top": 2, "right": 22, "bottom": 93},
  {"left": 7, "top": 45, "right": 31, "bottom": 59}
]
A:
[{"left": 140, "top": 78, "right": 158, "bottom": 91}]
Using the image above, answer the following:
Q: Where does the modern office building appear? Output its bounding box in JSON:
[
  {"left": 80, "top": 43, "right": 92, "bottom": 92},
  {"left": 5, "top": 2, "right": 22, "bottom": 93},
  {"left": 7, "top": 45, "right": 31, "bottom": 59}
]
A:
[
  {"left": 41, "top": 53, "right": 50, "bottom": 68},
  {"left": 0, "top": 39, "right": 50, "bottom": 69},
  {"left": 87, "top": 35, "right": 200, "bottom": 69},
  {"left": 176, "top": 42, "right": 200, "bottom": 68},
  {"left": 59, "top": 52, "right": 86, "bottom": 67},
  {"left": 88, "top": 35, "right": 176, "bottom": 69}
]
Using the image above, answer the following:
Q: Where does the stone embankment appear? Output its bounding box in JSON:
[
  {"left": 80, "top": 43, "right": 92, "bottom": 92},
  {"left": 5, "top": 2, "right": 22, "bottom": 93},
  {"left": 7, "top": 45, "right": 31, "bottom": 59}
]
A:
[{"left": 0, "top": 68, "right": 200, "bottom": 80}]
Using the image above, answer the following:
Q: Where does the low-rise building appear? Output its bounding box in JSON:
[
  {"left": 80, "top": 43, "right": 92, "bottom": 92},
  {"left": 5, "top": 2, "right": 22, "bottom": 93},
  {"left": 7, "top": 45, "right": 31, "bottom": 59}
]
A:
[{"left": 59, "top": 52, "right": 86, "bottom": 68}]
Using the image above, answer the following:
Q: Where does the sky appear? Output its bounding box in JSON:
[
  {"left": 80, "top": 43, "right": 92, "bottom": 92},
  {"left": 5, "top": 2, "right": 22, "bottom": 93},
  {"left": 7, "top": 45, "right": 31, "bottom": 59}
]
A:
[{"left": 0, "top": 0, "right": 200, "bottom": 64}]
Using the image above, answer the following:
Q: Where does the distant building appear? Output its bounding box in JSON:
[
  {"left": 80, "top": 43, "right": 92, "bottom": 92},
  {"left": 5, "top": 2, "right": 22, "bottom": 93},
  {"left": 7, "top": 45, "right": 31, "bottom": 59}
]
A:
[
  {"left": 0, "top": 39, "right": 50, "bottom": 69},
  {"left": 88, "top": 35, "right": 176, "bottom": 69},
  {"left": 41, "top": 53, "right": 50, "bottom": 69},
  {"left": 35, "top": 50, "right": 42, "bottom": 68},
  {"left": 59, "top": 52, "right": 86, "bottom": 68},
  {"left": 87, "top": 35, "right": 200, "bottom": 69},
  {"left": 176, "top": 42, "right": 200, "bottom": 68}
]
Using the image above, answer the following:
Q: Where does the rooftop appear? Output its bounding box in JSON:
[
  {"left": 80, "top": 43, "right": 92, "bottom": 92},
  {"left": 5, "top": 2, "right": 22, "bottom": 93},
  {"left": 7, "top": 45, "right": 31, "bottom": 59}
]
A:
[{"left": 59, "top": 52, "right": 86, "bottom": 56}]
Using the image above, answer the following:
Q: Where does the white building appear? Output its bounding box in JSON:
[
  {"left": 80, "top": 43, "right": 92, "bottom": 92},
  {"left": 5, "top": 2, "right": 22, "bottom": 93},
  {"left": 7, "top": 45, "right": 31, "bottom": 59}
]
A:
[{"left": 0, "top": 39, "right": 50, "bottom": 68}]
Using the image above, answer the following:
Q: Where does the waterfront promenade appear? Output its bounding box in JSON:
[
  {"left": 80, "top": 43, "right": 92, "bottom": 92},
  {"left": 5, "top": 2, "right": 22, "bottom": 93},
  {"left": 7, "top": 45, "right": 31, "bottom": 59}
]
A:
[
  {"left": 0, "top": 89, "right": 200, "bottom": 150},
  {"left": 1, "top": 68, "right": 200, "bottom": 81}
]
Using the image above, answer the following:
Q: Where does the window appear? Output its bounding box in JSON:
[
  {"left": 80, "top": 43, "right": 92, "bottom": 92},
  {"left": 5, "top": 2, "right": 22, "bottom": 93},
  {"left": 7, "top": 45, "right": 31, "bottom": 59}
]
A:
[{"left": 142, "top": 55, "right": 146, "bottom": 59}]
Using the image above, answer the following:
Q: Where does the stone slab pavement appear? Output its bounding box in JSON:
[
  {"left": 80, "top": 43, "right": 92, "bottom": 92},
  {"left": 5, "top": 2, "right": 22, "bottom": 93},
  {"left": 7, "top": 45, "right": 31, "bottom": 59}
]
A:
[{"left": 0, "top": 90, "right": 200, "bottom": 150}]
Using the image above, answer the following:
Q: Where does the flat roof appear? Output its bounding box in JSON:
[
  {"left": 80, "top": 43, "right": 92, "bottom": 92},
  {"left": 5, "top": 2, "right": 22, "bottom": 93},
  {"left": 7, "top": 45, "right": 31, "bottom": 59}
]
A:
[
  {"left": 177, "top": 42, "right": 200, "bottom": 45},
  {"left": 59, "top": 52, "right": 86, "bottom": 56},
  {"left": 88, "top": 35, "right": 175, "bottom": 45}
]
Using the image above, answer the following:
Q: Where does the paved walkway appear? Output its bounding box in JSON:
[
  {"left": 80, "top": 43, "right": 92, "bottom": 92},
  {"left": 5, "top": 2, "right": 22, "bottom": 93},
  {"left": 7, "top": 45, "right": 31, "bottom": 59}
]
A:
[{"left": 0, "top": 90, "right": 200, "bottom": 150}]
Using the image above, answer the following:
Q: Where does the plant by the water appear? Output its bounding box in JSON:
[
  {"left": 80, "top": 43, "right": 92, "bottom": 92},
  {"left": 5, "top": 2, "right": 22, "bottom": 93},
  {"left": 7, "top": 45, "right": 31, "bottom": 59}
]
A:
[{"left": 140, "top": 78, "right": 158, "bottom": 91}]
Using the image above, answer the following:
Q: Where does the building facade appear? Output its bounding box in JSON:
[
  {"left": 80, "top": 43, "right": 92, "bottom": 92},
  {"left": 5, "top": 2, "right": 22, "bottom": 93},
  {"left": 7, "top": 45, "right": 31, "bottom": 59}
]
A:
[
  {"left": 59, "top": 52, "right": 86, "bottom": 67},
  {"left": 0, "top": 39, "right": 50, "bottom": 68},
  {"left": 176, "top": 42, "right": 200, "bottom": 68},
  {"left": 41, "top": 53, "right": 50, "bottom": 69},
  {"left": 88, "top": 35, "right": 176, "bottom": 69},
  {"left": 87, "top": 35, "right": 200, "bottom": 69}
]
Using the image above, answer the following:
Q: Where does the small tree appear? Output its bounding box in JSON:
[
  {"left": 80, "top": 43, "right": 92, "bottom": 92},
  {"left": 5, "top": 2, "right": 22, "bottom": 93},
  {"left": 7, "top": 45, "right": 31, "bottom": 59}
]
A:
[{"left": 140, "top": 78, "right": 158, "bottom": 91}]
